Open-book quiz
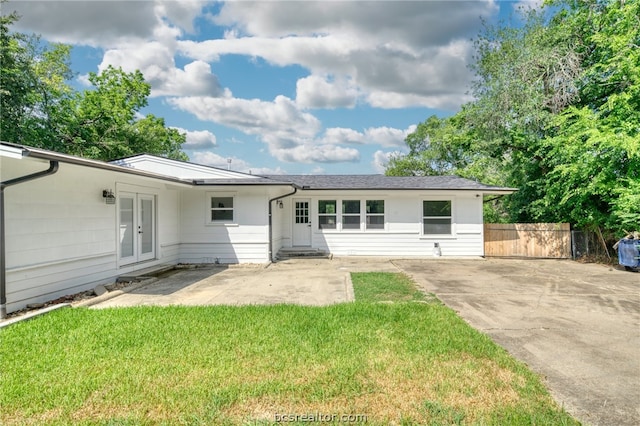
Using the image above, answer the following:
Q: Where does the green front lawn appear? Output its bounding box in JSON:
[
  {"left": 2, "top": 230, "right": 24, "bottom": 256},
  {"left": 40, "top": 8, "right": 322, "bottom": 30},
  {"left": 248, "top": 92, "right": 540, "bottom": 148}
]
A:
[{"left": 0, "top": 273, "right": 577, "bottom": 425}]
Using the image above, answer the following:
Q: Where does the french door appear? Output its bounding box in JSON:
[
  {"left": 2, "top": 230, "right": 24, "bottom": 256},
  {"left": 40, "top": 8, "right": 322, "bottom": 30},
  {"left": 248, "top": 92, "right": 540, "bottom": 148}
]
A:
[{"left": 119, "top": 192, "right": 156, "bottom": 265}]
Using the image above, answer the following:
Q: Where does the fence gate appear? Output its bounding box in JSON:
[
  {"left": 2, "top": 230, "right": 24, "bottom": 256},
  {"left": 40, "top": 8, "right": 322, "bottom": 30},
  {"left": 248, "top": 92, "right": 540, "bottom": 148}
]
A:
[{"left": 484, "top": 223, "right": 571, "bottom": 258}]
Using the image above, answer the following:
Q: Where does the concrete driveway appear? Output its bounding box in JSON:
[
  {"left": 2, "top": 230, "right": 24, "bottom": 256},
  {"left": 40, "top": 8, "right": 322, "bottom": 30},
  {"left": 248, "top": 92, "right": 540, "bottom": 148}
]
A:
[{"left": 394, "top": 258, "right": 640, "bottom": 426}]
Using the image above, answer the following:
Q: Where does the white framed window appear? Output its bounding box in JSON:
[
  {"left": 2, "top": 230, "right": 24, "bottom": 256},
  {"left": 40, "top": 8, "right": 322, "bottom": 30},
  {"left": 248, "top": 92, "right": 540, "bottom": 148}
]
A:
[
  {"left": 342, "top": 200, "right": 361, "bottom": 230},
  {"left": 318, "top": 200, "right": 337, "bottom": 229},
  {"left": 209, "top": 194, "right": 235, "bottom": 223},
  {"left": 366, "top": 200, "right": 385, "bottom": 230},
  {"left": 423, "top": 200, "right": 452, "bottom": 235}
]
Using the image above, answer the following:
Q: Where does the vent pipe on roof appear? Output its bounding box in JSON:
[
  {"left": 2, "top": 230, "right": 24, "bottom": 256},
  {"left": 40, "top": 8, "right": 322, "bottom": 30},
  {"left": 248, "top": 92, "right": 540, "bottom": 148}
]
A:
[{"left": 1, "top": 160, "right": 59, "bottom": 319}]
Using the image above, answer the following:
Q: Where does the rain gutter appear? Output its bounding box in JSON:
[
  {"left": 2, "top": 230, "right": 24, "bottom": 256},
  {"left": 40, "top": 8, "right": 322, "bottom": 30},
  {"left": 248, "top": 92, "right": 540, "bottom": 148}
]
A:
[
  {"left": 1, "top": 157, "right": 59, "bottom": 319},
  {"left": 268, "top": 186, "right": 298, "bottom": 262}
]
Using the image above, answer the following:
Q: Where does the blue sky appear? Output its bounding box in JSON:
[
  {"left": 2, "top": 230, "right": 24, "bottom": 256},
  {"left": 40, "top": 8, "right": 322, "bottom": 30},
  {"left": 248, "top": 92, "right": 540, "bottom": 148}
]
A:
[{"left": 8, "top": 1, "right": 537, "bottom": 174}]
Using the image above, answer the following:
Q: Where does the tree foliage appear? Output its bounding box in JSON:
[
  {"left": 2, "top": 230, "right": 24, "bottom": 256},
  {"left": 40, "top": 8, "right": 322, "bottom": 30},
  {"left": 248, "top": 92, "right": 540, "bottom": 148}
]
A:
[
  {"left": 0, "top": 8, "right": 187, "bottom": 161},
  {"left": 387, "top": 0, "right": 639, "bottom": 234}
]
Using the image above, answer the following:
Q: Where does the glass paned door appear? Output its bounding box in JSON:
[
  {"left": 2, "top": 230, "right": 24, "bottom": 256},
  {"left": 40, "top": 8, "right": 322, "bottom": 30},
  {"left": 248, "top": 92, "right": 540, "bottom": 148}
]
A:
[
  {"left": 138, "top": 195, "right": 155, "bottom": 261},
  {"left": 119, "top": 192, "right": 155, "bottom": 264},
  {"left": 119, "top": 195, "right": 135, "bottom": 259},
  {"left": 292, "top": 199, "right": 312, "bottom": 246}
]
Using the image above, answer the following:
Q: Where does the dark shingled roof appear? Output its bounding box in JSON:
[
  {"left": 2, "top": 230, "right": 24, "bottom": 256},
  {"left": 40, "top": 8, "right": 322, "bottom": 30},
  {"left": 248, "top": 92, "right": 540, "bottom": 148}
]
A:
[{"left": 260, "top": 174, "right": 516, "bottom": 192}]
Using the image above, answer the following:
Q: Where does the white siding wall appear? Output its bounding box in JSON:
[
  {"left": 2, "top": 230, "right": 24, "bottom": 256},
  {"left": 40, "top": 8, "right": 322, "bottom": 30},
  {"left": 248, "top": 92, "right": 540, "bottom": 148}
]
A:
[
  {"left": 3, "top": 157, "right": 182, "bottom": 313},
  {"left": 271, "top": 198, "right": 286, "bottom": 258},
  {"left": 277, "top": 190, "right": 484, "bottom": 257},
  {"left": 178, "top": 187, "right": 270, "bottom": 264}
]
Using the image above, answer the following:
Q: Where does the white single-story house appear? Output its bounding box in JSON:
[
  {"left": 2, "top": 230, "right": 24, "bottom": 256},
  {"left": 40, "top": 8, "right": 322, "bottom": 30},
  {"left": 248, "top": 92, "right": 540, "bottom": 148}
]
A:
[{"left": 0, "top": 142, "right": 515, "bottom": 316}]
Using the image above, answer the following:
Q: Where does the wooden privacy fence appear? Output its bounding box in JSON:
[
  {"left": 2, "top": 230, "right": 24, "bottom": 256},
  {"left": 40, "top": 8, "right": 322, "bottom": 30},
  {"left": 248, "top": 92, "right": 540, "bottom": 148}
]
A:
[{"left": 484, "top": 223, "right": 571, "bottom": 258}]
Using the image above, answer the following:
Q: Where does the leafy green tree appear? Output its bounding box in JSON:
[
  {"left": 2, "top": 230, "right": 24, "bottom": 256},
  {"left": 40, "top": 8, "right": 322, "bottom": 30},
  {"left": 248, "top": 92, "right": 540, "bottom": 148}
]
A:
[
  {"left": 0, "top": 8, "right": 187, "bottom": 161},
  {"left": 58, "top": 65, "right": 187, "bottom": 161},
  {"left": 388, "top": 0, "right": 639, "bottom": 234}
]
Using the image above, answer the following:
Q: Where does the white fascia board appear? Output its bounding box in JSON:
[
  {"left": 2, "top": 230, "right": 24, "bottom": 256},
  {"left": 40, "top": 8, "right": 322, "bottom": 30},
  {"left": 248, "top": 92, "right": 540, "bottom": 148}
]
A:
[
  {"left": 113, "top": 155, "right": 258, "bottom": 180},
  {"left": 0, "top": 144, "right": 25, "bottom": 160}
]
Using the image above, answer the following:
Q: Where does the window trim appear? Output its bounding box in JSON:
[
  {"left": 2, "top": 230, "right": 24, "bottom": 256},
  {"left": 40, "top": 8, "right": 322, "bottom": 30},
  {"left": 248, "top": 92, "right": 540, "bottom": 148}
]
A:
[
  {"left": 341, "top": 199, "right": 362, "bottom": 231},
  {"left": 318, "top": 199, "right": 337, "bottom": 230},
  {"left": 207, "top": 192, "right": 236, "bottom": 225},
  {"left": 316, "top": 198, "right": 387, "bottom": 233},
  {"left": 365, "top": 199, "right": 385, "bottom": 231},
  {"left": 421, "top": 198, "right": 455, "bottom": 237}
]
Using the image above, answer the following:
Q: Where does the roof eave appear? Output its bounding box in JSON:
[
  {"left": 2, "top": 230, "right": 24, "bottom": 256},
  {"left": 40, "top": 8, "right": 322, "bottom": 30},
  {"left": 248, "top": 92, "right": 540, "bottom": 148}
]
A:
[
  {"left": 4, "top": 142, "right": 193, "bottom": 187},
  {"left": 193, "top": 180, "right": 300, "bottom": 187}
]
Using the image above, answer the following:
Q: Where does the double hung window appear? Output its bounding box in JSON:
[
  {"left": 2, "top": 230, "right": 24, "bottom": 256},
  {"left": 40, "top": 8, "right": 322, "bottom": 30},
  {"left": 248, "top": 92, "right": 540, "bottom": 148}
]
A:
[
  {"left": 423, "top": 200, "right": 452, "bottom": 235},
  {"left": 342, "top": 200, "right": 361, "bottom": 230},
  {"left": 210, "top": 196, "right": 234, "bottom": 222},
  {"left": 318, "top": 200, "right": 337, "bottom": 229},
  {"left": 366, "top": 200, "right": 385, "bottom": 230}
]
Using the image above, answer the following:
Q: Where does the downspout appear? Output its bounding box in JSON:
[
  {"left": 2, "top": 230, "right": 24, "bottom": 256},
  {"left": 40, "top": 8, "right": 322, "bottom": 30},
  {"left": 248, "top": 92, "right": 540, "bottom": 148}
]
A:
[
  {"left": 268, "top": 187, "right": 298, "bottom": 262},
  {"left": 1, "top": 160, "right": 59, "bottom": 319}
]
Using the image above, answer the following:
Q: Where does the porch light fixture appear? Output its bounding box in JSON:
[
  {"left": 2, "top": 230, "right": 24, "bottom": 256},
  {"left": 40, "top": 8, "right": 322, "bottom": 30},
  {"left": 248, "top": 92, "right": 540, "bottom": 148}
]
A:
[
  {"left": 102, "top": 189, "right": 115, "bottom": 204},
  {"left": 278, "top": 200, "right": 284, "bottom": 209}
]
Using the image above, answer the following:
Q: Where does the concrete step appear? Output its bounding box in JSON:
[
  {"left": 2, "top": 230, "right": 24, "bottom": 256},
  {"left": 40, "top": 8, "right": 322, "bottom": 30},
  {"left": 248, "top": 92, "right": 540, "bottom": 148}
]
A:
[
  {"left": 276, "top": 248, "right": 331, "bottom": 260},
  {"left": 116, "top": 264, "right": 175, "bottom": 282}
]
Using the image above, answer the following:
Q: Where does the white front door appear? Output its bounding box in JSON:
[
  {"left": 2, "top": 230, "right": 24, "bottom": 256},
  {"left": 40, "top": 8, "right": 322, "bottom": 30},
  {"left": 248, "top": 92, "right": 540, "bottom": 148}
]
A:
[
  {"left": 292, "top": 199, "right": 311, "bottom": 246},
  {"left": 119, "top": 192, "right": 156, "bottom": 265}
]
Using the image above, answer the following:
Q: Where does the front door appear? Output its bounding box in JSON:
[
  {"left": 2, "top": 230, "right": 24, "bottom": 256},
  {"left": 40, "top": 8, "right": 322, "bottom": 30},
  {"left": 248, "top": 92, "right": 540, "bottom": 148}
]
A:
[
  {"left": 119, "top": 192, "right": 156, "bottom": 265},
  {"left": 292, "top": 199, "right": 311, "bottom": 246}
]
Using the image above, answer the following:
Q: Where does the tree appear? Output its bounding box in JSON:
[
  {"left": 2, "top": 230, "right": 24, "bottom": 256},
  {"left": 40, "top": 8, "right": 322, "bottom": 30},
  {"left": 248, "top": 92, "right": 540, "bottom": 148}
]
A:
[
  {"left": 0, "top": 8, "right": 187, "bottom": 161},
  {"left": 388, "top": 0, "right": 639, "bottom": 234},
  {"left": 57, "top": 65, "right": 187, "bottom": 161}
]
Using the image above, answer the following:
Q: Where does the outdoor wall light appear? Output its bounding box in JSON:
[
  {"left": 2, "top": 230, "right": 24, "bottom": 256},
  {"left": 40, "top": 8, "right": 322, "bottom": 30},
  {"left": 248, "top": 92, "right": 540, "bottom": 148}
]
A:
[
  {"left": 278, "top": 200, "right": 284, "bottom": 209},
  {"left": 102, "top": 189, "right": 115, "bottom": 204}
]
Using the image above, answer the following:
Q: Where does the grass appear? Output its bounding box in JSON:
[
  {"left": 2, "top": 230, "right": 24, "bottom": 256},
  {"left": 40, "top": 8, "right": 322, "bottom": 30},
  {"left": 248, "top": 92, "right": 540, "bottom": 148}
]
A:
[
  {"left": 351, "top": 271, "right": 434, "bottom": 303},
  {"left": 0, "top": 273, "right": 578, "bottom": 425}
]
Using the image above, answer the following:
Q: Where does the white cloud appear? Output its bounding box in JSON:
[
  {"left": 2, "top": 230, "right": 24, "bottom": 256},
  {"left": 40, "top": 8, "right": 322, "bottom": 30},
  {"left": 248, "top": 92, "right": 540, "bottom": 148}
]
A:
[
  {"left": 322, "top": 125, "right": 416, "bottom": 148},
  {"left": 169, "top": 94, "right": 366, "bottom": 163},
  {"left": 178, "top": 31, "right": 476, "bottom": 110},
  {"left": 190, "top": 151, "right": 286, "bottom": 175},
  {"left": 372, "top": 150, "right": 404, "bottom": 174},
  {"left": 190, "top": 151, "right": 249, "bottom": 171},
  {"left": 322, "top": 128, "right": 366, "bottom": 145},
  {"left": 272, "top": 144, "right": 360, "bottom": 164},
  {"left": 296, "top": 75, "right": 359, "bottom": 109},
  {"left": 12, "top": 0, "right": 219, "bottom": 98},
  {"left": 172, "top": 128, "right": 217, "bottom": 149},
  {"left": 12, "top": 0, "right": 500, "bottom": 111},
  {"left": 99, "top": 44, "right": 224, "bottom": 97},
  {"left": 214, "top": 1, "right": 497, "bottom": 46},
  {"left": 193, "top": 0, "right": 498, "bottom": 110},
  {"left": 9, "top": 0, "right": 204, "bottom": 47},
  {"left": 168, "top": 95, "right": 331, "bottom": 160}
]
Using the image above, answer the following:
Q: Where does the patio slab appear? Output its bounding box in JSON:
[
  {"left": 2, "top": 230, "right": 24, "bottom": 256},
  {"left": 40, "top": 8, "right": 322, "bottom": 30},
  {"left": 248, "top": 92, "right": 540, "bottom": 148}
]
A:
[{"left": 90, "top": 257, "right": 399, "bottom": 309}]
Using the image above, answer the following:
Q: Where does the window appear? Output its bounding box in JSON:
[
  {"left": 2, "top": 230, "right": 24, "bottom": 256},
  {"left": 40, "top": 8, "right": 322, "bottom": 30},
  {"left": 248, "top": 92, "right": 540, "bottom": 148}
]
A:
[
  {"left": 318, "top": 200, "right": 336, "bottom": 229},
  {"left": 211, "top": 196, "right": 234, "bottom": 222},
  {"left": 423, "top": 200, "right": 452, "bottom": 234},
  {"left": 295, "top": 201, "right": 309, "bottom": 224},
  {"left": 366, "top": 200, "right": 385, "bottom": 230},
  {"left": 342, "top": 200, "right": 361, "bottom": 230}
]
